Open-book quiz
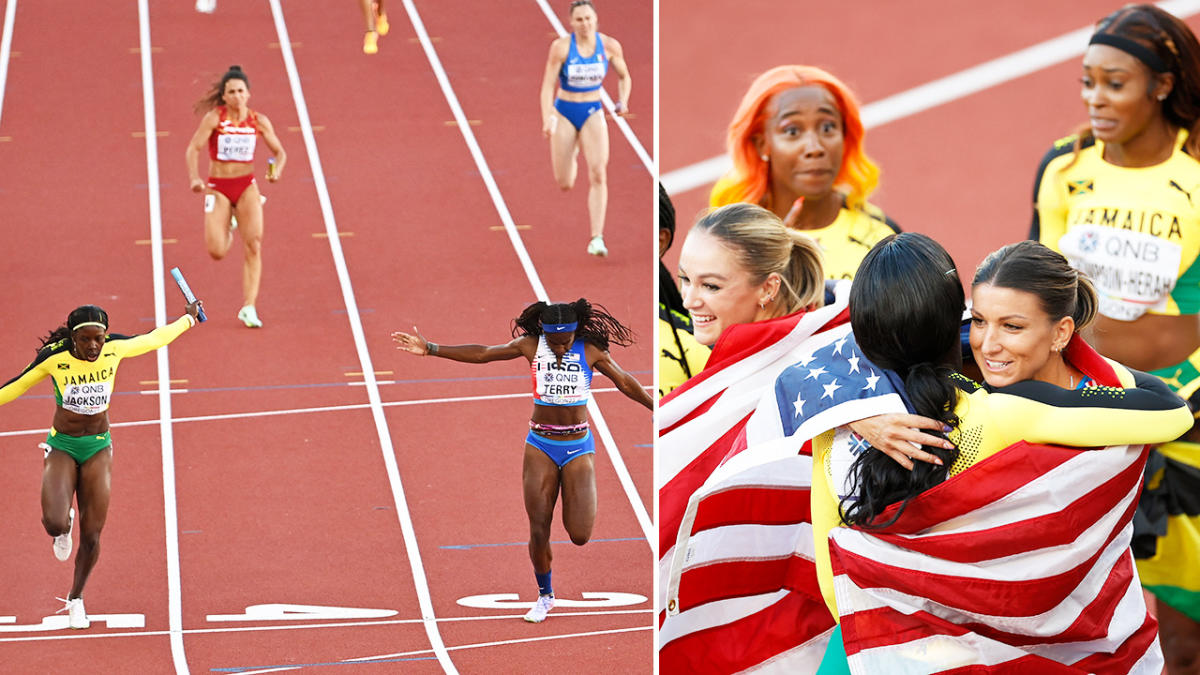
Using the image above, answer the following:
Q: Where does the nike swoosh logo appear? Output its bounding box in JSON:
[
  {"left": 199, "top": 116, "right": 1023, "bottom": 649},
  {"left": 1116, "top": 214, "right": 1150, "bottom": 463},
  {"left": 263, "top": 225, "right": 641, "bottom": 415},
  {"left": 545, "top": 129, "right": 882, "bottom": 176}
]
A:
[{"left": 566, "top": 448, "right": 582, "bottom": 455}]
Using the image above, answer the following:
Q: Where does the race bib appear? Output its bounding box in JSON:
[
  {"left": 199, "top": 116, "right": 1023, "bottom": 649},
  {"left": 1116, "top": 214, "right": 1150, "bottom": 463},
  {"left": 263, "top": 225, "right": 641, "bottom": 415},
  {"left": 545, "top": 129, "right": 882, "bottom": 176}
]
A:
[
  {"left": 1060, "top": 225, "right": 1183, "bottom": 320},
  {"left": 61, "top": 381, "right": 113, "bottom": 415},
  {"left": 216, "top": 132, "right": 256, "bottom": 162},
  {"left": 534, "top": 348, "right": 588, "bottom": 405},
  {"left": 566, "top": 62, "right": 605, "bottom": 89}
]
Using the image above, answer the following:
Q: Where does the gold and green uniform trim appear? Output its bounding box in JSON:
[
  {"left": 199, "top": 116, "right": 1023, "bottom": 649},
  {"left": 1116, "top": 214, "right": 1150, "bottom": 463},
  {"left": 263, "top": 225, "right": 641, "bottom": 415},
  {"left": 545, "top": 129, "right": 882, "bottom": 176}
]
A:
[
  {"left": 810, "top": 362, "right": 1192, "bottom": 619},
  {"left": 45, "top": 428, "right": 112, "bottom": 464},
  {"left": 1032, "top": 130, "right": 1200, "bottom": 317},
  {"left": 0, "top": 315, "right": 192, "bottom": 414},
  {"left": 1135, "top": 440, "right": 1200, "bottom": 622}
]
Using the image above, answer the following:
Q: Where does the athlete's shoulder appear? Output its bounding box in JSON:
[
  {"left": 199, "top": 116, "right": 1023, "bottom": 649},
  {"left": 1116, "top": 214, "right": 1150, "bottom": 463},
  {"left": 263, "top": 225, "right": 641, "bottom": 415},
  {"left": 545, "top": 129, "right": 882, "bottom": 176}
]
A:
[
  {"left": 1037, "top": 134, "right": 1094, "bottom": 172},
  {"left": 3, "top": 340, "right": 68, "bottom": 387},
  {"left": 856, "top": 200, "right": 901, "bottom": 234}
]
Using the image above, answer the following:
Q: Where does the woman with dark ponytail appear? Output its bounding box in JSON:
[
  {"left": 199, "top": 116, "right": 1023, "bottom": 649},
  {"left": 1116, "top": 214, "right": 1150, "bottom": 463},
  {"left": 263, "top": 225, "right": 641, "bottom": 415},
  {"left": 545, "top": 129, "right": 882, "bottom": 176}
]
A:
[
  {"left": 0, "top": 300, "right": 201, "bottom": 629},
  {"left": 185, "top": 64, "right": 287, "bottom": 329},
  {"left": 805, "top": 234, "right": 1191, "bottom": 671},
  {"left": 837, "top": 233, "right": 964, "bottom": 529},
  {"left": 391, "top": 299, "right": 651, "bottom": 624},
  {"left": 1031, "top": 6, "right": 1200, "bottom": 658}
]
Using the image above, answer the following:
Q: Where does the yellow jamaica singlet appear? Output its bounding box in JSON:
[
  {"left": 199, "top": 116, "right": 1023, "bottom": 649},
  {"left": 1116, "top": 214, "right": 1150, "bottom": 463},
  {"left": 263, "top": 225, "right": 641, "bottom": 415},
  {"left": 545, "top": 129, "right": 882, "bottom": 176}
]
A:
[
  {"left": 0, "top": 315, "right": 194, "bottom": 414},
  {"left": 1032, "top": 130, "right": 1200, "bottom": 319}
]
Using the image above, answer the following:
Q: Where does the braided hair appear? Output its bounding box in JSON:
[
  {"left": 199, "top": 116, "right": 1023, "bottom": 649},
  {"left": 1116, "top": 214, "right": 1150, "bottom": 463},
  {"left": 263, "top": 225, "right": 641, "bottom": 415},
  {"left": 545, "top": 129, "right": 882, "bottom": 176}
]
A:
[
  {"left": 40, "top": 305, "right": 110, "bottom": 356},
  {"left": 512, "top": 299, "right": 634, "bottom": 351}
]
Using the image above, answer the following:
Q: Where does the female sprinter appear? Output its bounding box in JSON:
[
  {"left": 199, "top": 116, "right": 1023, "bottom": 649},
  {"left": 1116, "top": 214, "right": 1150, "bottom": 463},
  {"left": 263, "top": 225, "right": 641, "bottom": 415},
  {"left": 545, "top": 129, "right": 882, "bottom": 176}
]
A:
[
  {"left": 0, "top": 301, "right": 201, "bottom": 629},
  {"left": 185, "top": 65, "right": 286, "bottom": 329},
  {"left": 1030, "top": 5, "right": 1200, "bottom": 663},
  {"left": 359, "top": 0, "right": 388, "bottom": 54},
  {"left": 710, "top": 65, "right": 898, "bottom": 280},
  {"left": 391, "top": 299, "right": 652, "bottom": 623},
  {"left": 657, "top": 202, "right": 830, "bottom": 623},
  {"left": 808, "top": 234, "right": 1189, "bottom": 671},
  {"left": 539, "top": 0, "right": 632, "bottom": 257}
]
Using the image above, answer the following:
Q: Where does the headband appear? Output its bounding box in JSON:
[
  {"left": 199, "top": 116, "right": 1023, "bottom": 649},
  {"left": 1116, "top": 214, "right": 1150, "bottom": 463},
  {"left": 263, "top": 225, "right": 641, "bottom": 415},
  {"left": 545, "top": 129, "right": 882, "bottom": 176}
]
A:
[
  {"left": 541, "top": 321, "right": 578, "bottom": 333},
  {"left": 72, "top": 322, "right": 107, "bottom": 331},
  {"left": 1089, "top": 33, "right": 1168, "bottom": 73}
]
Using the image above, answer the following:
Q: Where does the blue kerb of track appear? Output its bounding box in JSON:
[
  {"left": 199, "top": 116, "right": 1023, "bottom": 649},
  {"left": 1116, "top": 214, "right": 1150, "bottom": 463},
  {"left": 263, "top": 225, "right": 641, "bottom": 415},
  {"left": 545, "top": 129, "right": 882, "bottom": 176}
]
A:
[
  {"left": 213, "top": 655, "right": 438, "bottom": 672},
  {"left": 441, "top": 536, "right": 644, "bottom": 550}
]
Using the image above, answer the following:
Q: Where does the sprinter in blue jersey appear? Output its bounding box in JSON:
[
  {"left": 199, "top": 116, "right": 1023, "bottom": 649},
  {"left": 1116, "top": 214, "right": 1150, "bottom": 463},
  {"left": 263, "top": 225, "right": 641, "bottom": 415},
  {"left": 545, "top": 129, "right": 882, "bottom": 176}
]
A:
[
  {"left": 392, "top": 299, "right": 652, "bottom": 622},
  {"left": 539, "top": 0, "right": 632, "bottom": 257}
]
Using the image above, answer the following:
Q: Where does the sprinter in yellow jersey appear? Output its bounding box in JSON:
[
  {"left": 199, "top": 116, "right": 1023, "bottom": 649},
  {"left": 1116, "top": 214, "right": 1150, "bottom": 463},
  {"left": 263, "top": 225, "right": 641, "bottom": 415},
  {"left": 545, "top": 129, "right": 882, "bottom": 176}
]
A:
[
  {"left": 1030, "top": 6, "right": 1200, "bottom": 662},
  {"left": 0, "top": 301, "right": 201, "bottom": 629}
]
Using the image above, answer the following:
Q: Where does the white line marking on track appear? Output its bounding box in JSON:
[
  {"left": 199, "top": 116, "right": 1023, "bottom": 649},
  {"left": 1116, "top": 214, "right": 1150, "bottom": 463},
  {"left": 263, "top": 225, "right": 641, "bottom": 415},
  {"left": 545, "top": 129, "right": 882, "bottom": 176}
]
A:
[
  {"left": 532, "top": 0, "right": 654, "bottom": 174},
  {"left": 346, "top": 625, "right": 651, "bottom": 663},
  {"left": 0, "top": 609, "right": 653, "bottom": 644},
  {"left": 660, "top": 0, "right": 1200, "bottom": 196},
  {"left": 266, "top": 2, "right": 456, "bottom": 672},
  {"left": 0, "top": 386, "right": 653, "bottom": 438},
  {"left": 136, "top": 0, "right": 189, "bottom": 671},
  {"left": 0, "top": 0, "right": 15, "bottom": 129},
  {"left": 401, "top": 0, "right": 654, "bottom": 547}
]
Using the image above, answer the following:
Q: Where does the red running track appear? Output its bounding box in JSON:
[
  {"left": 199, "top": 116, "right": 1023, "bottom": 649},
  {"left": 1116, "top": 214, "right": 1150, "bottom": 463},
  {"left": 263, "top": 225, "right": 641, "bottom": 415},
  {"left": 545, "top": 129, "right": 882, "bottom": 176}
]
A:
[{"left": 0, "top": 0, "right": 653, "bottom": 672}]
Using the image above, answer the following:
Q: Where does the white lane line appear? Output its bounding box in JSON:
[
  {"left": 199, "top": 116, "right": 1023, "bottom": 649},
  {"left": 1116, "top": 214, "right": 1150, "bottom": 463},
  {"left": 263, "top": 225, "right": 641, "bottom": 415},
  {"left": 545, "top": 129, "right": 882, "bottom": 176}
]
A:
[
  {"left": 265, "top": 2, "right": 455, "bottom": 672},
  {"left": 0, "top": 0, "right": 15, "bottom": 129},
  {"left": 660, "top": 0, "right": 1200, "bottom": 196},
  {"left": 401, "top": 1, "right": 654, "bottom": 545},
  {"left": 532, "top": 0, "right": 654, "bottom": 174},
  {"left": 0, "top": 386, "right": 653, "bottom": 439},
  {"left": 136, "top": 1, "right": 188, "bottom": 672},
  {"left": 345, "top": 625, "right": 652, "bottom": 663},
  {"left": 0, "top": 610, "right": 653, "bottom": 643}
]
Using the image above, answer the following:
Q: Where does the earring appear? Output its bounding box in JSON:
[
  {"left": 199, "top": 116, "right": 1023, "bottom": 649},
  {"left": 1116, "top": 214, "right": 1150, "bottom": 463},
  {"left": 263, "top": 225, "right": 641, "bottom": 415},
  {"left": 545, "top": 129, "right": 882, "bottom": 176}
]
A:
[
  {"left": 1158, "top": 93, "right": 1168, "bottom": 101},
  {"left": 760, "top": 153, "right": 768, "bottom": 162},
  {"left": 759, "top": 300, "right": 766, "bottom": 309}
]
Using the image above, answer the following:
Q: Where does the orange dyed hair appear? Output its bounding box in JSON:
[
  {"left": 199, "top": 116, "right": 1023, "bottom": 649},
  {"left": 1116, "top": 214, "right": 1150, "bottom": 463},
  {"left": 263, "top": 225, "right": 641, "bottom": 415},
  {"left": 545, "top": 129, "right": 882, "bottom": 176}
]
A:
[{"left": 710, "top": 65, "right": 879, "bottom": 211}]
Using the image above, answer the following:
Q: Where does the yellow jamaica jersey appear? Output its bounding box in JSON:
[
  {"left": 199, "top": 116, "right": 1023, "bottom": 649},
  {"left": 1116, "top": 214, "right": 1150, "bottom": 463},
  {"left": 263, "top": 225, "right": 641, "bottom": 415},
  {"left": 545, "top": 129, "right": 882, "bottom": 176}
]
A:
[
  {"left": 1032, "top": 130, "right": 1200, "bottom": 319},
  {"left": 810, "top": 367, "right": 1192, "bottom": 618},
  {"left": 0, "top": 315, "right": 193, "bottom": 415},
  {"left": 801, "top": 200, "right": 900, "bottom": 280}
]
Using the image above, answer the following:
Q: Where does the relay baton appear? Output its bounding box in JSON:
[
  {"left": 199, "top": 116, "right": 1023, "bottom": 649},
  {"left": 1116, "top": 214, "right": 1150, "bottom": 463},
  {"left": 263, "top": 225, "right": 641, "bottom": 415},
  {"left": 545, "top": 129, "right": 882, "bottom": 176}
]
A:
[{"left": 170, "top": 267, "right": 207, "bottom": 322}]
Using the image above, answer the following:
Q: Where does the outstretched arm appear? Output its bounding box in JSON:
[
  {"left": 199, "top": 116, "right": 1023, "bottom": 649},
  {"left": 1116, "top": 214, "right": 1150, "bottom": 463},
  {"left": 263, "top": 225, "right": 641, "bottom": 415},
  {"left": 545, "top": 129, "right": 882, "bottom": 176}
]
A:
[
  {"left": 589, "top": 345, "right": 652, "bottom": 410},
  {"left": 0, "top": 361, "right": 49, "bottom": 407},
  {"left": 119, "top": 302, "right": 201, "bottom": 359},
  {"left": 392, "top": 328, "right": 531, "bottom": 364}
]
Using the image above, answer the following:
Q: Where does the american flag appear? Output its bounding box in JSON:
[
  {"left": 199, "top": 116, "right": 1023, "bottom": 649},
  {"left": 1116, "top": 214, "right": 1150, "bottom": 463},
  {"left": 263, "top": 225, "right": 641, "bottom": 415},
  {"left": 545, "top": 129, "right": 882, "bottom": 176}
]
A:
[
  {"left": 663, "top": 333, "right": 1172, "bottom": 673},
  {"left": 659, "top": 318, "right": 907, "bottom": 673}
]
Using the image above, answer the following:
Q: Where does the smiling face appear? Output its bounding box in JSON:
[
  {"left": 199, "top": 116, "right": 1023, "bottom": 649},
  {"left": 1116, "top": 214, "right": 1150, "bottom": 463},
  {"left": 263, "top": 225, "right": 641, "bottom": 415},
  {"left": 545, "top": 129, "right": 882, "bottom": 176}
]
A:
[
  {"left": 71, "top": 326, "right": 107, "bottom": 362},
  {"left": 969, "top": 283, "right": 1074, "bottom": 387},
  {"left": 221, "top": 77, "right": 250, "bottom": 111},
  {"left": 677, "top": 229, "right": 774, "bottom": 347},
  {"left": 1080, "top": 44, "right": 1169, "bottom": 146},
  {"left": 755, "top": 85, "right": 845, "bottom": 202}
]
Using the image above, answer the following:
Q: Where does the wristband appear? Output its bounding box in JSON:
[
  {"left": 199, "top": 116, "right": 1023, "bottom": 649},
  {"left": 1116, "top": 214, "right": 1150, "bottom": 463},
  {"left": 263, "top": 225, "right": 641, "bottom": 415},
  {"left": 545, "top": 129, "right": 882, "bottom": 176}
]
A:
[{"left": 427, "top": 342, "right": 439, "bottom": 356}]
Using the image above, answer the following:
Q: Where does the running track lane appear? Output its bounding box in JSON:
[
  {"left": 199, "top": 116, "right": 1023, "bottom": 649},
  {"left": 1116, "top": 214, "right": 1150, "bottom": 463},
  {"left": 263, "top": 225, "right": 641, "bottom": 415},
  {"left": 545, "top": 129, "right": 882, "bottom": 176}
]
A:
[
  {"left": 273, "top": 0, "right": 655, "bottom": 671},
  {"left": 0, "top": 0, "right": 654, "bottom": 672}
]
